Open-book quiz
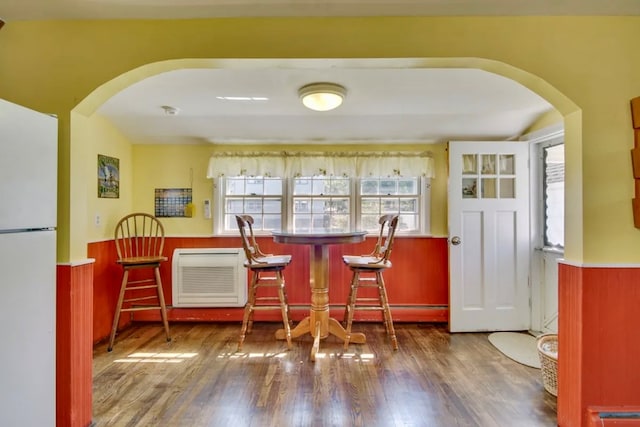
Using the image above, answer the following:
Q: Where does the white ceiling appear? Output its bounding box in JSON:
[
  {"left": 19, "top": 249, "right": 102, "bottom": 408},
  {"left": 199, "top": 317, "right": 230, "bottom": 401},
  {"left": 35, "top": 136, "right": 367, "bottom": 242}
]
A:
[
  {"left": 4, "top": 1, "right": 638, "bottom": 145},
  {"left": 97, "top": 61, "right": 554, "bottom": 145}
]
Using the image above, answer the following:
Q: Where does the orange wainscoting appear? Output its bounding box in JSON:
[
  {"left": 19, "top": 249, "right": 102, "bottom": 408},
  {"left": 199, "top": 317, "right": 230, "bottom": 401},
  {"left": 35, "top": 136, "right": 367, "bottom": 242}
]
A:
[
  {"left": 57, "top": 261, "right": 94, "bottom": 427},
  {"left": 89, "top": 236, "right": 449, "bottom": 344},
  {"left": 558, "top": 263, "right": 640, "bottom": 427}
]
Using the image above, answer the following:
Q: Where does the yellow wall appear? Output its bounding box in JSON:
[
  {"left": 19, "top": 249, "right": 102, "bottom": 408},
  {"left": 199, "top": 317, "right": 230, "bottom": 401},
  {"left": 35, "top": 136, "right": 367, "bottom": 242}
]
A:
[
  {"left": 428, "top": 142, "right": 448, "bottom": 237},
  {"left": 1, "top": 17, "right": 639, "bottom": 263},
  {"left": 132, "top": 144, "right": 213, "bottom": 236},
  {"left": 131, "top": 143, "right": 449, "bottom": 238},
  {"left": 72, "top": 55, "right": 580, "bottom": 261},
  {"left": 82, "top": 115, "right": 134, "bottom": 242},
  {"left": 524, "top": 110, "right": 564, "bottom": 135}
]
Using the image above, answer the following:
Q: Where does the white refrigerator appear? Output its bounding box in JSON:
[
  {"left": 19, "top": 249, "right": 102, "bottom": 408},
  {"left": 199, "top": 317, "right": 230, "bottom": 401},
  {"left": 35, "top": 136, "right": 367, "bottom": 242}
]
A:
[{"left": 0, "top": 99, "right": 57, "bottom": 426}]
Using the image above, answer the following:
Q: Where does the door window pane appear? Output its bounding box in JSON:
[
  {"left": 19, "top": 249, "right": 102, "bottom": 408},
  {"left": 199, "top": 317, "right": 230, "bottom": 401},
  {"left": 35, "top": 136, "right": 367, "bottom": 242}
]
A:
[
  {"left": 481, "top": 155, "right": 496, "bottom": 174},
  {"left": 463, "top": 154, "right": 477, "bottom": 174},
  {"left": 481, "top": 178, "right": 497, "bottom": 198},
  {"left": 499, "top": 178, "right": 515, "bottom": 198},
  {"left": 462, "top": 178, "right": 477, "bottom": 198},
  {"left": 462, "top": 153, "right": 516, "bottom": 200},
  {"left": 500, "top": 154, "right": 515, "bottom": 174}
]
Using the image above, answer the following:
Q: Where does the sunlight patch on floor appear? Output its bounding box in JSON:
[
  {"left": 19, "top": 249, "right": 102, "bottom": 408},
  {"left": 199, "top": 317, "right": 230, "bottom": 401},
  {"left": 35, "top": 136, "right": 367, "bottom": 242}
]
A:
[
  {"left": 215, "top": 350, "right": 375, "bottom": 362},
  {"left": 315, "top": 352, "right": 375, "bottom": 362},
  {"left": 114, "top": 352, "right": 198, "bottom": 364},
  {"left": 218, "top": 351, "right": 289, "bottom": 359}
]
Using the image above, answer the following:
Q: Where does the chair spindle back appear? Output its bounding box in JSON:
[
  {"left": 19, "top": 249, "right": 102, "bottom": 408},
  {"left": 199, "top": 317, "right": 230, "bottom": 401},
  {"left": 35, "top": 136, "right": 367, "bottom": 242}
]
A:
[
  {"left": 114, "top": 213, "right": 165, "bottom": 260},
  {"left": 236, "top": 215, "right": 268, "bottom": 264},
  {"left": 371, "top": 214, "right": 399, "bottom": 262}
]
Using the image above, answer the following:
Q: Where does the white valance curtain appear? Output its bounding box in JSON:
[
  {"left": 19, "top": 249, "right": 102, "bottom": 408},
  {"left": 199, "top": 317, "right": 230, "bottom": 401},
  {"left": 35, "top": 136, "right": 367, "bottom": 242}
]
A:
[
  {"left": 205, "top": 152, "right": 287, "bottom": 178},
  {"left": 206, "top": 151, "right": 435, "bottom": 178}
]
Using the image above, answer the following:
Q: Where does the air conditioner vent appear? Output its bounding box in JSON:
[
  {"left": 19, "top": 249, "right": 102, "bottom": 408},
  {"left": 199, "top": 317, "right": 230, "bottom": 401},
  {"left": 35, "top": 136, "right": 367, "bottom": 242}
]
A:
[
  {"left": 182, "top": 266, "right": 236, "bottom": 294},
  {"left": 172, "top": 248, "right": 247, "bottom": 307}
]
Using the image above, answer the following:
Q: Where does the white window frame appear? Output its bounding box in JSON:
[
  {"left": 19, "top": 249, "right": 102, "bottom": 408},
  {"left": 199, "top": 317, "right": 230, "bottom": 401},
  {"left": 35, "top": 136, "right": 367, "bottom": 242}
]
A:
[
  {"left": 527, "top": 127, "right": 565, "bottom": 253},
  {"left": 355, "top": 176, "right": 430, "bottom": 235},
  {"left": 290, "top": 175, "right": 353, "bottom": 233},
  {"left": 540, "top": 141, "right": 564, "bottom": 250},
  {"left": 525, "top": 124, "right": 564, "bottom": 333},
  {"left": 214, "top": 176, "right": 431, "bottom": 236},
  {"left": 213, "top": 176, "right": 284, "bottom": 235}
]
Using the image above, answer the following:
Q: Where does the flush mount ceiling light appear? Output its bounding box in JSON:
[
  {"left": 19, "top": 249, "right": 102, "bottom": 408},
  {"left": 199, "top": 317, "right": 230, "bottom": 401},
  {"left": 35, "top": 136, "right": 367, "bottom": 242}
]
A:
[{"left": 298, "top": 83, "right": 347, "bottom": 112}]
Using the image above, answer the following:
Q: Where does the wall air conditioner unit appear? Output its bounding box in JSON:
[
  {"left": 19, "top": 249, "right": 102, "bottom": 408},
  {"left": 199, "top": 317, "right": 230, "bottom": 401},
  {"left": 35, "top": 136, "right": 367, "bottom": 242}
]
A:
[{"left": 172, "top": 248, "right": 247, "bottom": 307}]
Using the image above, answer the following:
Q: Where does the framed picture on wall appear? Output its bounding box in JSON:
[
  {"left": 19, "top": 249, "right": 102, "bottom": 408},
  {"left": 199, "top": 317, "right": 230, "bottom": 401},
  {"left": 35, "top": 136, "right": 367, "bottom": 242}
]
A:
[{"left": 98, "top": 154, "right": 120, "bottom": 198}]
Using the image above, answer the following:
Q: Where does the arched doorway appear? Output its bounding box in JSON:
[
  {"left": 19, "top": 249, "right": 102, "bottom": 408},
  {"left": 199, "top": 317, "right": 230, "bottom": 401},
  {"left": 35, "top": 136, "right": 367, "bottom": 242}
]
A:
[{"left": 71, "top": 55, "right": 580, "bottom": 421}]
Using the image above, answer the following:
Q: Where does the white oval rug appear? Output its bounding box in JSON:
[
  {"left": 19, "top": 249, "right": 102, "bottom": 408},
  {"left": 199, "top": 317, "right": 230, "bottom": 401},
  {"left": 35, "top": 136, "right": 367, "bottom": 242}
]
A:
[{"left": 488, "top": 332, "right": 541, "bottom": 369}]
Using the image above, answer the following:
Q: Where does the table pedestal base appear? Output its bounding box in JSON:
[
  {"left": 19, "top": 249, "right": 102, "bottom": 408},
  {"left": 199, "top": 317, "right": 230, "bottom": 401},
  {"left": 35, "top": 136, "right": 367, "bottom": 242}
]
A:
[
  {"left": 276, "top": 316, "right": 366, "bottom": 361},
  {"left": 271, "top": 231, "right": 368, "bottom": 361}
]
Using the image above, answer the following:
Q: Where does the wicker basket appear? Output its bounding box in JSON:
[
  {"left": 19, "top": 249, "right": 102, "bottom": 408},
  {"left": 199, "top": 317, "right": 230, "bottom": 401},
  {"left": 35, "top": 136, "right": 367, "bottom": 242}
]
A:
[{"left": 537, "top": 334, "right": 558, "bottom": 397}]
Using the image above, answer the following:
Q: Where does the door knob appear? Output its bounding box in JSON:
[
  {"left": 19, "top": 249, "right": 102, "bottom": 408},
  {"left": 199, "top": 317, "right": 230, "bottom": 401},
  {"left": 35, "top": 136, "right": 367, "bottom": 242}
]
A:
[{"left": 450, "top": 236, "right": 461, "bottom": 245}]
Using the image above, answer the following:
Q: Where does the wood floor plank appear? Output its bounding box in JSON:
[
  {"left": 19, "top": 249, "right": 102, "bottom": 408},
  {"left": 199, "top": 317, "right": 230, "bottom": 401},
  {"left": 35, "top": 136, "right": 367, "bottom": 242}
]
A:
[{"left": 93, "top": 323, "right": 557, "bottom": 426}]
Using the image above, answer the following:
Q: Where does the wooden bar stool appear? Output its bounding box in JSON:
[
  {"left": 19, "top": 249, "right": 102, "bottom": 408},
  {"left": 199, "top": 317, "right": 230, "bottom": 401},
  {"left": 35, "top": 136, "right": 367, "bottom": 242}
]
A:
[
  {"left": 108, "top": 213, "right": 171, "bottom": 351},
  {"left": 236, "top": 215, "right": 292, "bottom": 351},
  {"left": 342, "top": 214, "right": 399, "bottom": 351}
]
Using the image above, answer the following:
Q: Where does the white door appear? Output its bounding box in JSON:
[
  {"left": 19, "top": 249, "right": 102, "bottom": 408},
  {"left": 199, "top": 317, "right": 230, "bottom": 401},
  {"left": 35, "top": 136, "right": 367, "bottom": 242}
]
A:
[{"left": 448, "top": 141, "right": 530, "bottom": 332}]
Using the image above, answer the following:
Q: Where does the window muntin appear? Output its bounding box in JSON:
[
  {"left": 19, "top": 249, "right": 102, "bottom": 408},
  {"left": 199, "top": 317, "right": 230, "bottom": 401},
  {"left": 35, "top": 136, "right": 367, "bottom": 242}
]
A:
[
  {"left": 222, "top": 176, "right": 283, "bottom": 231},
  {"left": 360, "top": 177, "right": 420, "bottom": 232},
  {"left": 293, "top": 176, "right": 351, "bottom": 232},
  {"left": 462, "top": 153, "right": 516, "bottom": 199},
  {"left": 217, "top": 175, "right": 429, "bottom": 235}
]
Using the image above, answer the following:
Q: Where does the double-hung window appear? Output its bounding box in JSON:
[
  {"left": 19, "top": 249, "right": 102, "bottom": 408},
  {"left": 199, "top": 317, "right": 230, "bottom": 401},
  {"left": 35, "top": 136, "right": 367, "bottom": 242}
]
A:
[
  {"left": 292, "top": 176, "right": 351, "bottom": 232},
  {"left": 216, "top": 175, "right": 430, "bottom": 235},
  {"left": 211, "top": 152, "right": 433, "bottom": 235},
  {"left": 221, "top": 176, "right": 283, "bottom": 231},
  {"left": 360, "top": 176, "right": 423, "bottom": 232}
]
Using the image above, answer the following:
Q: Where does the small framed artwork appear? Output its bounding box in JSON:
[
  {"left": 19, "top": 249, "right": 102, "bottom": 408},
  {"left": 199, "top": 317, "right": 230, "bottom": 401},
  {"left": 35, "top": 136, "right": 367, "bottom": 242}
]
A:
[
  {"left": 98, "top": 154, "right": 120, "bottom": 198},
  {"left": 155, "top": 188, "right": 193, "bottom": 217}
]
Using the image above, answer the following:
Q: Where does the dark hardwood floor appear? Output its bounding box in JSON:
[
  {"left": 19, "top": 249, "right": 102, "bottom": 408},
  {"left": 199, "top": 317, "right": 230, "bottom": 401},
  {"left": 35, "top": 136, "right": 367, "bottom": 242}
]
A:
[{"left": 93, "top": 322, "right": 557, "bottom": 427}]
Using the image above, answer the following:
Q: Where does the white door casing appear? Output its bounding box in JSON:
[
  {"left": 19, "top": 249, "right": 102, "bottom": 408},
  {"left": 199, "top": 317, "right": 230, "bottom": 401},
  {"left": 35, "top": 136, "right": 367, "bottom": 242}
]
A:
[
  {"left": 448, "top": 141, "right": 530, "bottom": 332},
  {"left": 528, "top": 129, "right": 564, "bottom": 333}
]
